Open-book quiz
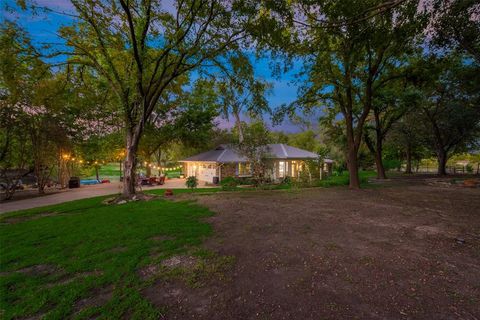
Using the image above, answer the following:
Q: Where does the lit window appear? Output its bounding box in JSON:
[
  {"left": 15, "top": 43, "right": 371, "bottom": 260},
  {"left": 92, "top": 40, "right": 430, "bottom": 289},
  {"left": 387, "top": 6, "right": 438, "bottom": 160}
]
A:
[
  {"left": 238, "top": 163, "right": 252, "bottom": 176},
  {"left": 278, "top": 161, "right": 285, "bottom": 177}
]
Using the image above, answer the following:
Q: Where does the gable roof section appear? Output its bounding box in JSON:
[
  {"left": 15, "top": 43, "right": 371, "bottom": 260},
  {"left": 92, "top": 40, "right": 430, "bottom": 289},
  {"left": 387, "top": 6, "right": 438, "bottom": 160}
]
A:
[{"left": 180, "top": 144, "right": 332, "bottom": 163}]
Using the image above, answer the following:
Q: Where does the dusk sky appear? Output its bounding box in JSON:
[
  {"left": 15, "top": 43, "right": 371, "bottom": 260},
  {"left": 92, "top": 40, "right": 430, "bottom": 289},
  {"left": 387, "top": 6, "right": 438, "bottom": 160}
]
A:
[{"left": 1, "top": 0, "right": 311, "bottom": 133}]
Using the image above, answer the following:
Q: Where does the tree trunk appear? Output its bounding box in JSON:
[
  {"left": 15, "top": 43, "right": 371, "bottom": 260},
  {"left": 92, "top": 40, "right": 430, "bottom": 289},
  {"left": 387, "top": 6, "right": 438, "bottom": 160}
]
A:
[
  {"left": 146, "top": 163, "right": 151, "bottom": 178},
  {"left": 35, "top": 163, "right": 47, "bottom": 194},
  {"left": 374, "top": 133, "right": 387, "bottom": 179},
  {"left": 437, "top": 149, "right": 447, "bottom": 175},
  {"left": 405, "top": 144, "right": 412, "bottom": 174},
  {"left": 345, "top": 117, "right": 361, "bottom": 189},
  {"left": 122, "top": 130, "right": 141, "bottom": 197},
  {"left": 347, "top": 149, "right": 360, "bottom": 188},
  {"left": 346, "top": 137, "right": 360, "bottom": 188},
  {"left": 234, "top": 112, "right": 244, "bottom": 144},
  {"left": 119, "top": 161, "right": 122, "bottom": 179}
]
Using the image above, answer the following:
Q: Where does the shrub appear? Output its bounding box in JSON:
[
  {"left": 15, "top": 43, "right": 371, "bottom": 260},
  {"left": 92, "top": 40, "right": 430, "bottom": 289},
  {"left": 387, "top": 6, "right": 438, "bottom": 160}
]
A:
[
  {"left": 333, "top": 163, "right": 346, "bottom": 176},
  {"left": 466, "top": 164, "right": 473, "bottom": 173},
  {"left": 383, "top": 159, "right": 402, "bottom": 171},
  {"left": 236, "top": 177, "right": 254, "bottom": 185},
  {"left": 185, "top": 176, "right": 198, "bottom": 189},
  {"left": 220, "top": 177, "right": 238, "bottom": 190},
  {"left": 280, "top": 176, "right": 292, "bottom": 185}
]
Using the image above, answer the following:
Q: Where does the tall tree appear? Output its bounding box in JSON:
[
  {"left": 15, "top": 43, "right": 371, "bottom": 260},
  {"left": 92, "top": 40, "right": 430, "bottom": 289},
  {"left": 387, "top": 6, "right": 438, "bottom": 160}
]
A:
[
  {"left": 0, "top": 21, "right": 74, "bottom": 195},
  {"left": 271, "top": 0, "right": 425, "bottom": 188},
  {"left": 416, "top": 55, "right": 480, "bottom": 175},
  {"left": 139, "top": 79, "right": 219, "bottom": 176},
  {"left": 56, "top": 0, "right": 250, "bottom": 197},
  {"left": 387, "top": 112, "right": 426, "bottom": 174},
  {"left": 216, "top": 54, "right": 271, "bottom": 143},
  {"left": 363, "top": 78, "right": 421, "bottom": 178},
  {"left": 233, "top": 121, "right": 273, "bottom": 186}
]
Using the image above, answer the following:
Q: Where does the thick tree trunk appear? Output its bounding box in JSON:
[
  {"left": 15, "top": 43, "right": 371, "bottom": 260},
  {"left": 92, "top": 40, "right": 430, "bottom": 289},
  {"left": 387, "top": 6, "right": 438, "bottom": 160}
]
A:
[
  {"left": 364, "top": 132, "right": 386, "bottom": 180},
  {"left": 38, "top": 182, "right": 45, "bottom": 194},
  {"left": 345, "top": 116, "right": 361, "bottom": 189},
  {"left": 405, "top": 145, "right": 412, "bottom": 174},
  {"left": 437, "top": 149, "right": 448, "bottom": 175},
  {"left": 122, "top": 130, "right": 141, "bottom": 197},
  {"left": 347, "top": 147, "right": 360, "bottom": 189},
  {"left": 35, "top": 163, "right": 47, "bottom": 194}
]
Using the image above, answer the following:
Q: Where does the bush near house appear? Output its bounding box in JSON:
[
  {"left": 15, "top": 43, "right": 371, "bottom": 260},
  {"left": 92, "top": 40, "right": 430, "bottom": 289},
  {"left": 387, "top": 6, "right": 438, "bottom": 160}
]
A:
[
  {"left": 186, "top": 176, "right": 198, "bottom": 189},
  {"left": 220, "top": 177, "right": 239, "bottom": 190}
]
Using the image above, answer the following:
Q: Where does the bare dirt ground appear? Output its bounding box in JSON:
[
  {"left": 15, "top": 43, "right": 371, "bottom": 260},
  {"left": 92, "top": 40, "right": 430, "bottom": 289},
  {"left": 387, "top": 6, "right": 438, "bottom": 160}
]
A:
[{"left": 144, "top": 179, "right": 480, "bottom": 320}]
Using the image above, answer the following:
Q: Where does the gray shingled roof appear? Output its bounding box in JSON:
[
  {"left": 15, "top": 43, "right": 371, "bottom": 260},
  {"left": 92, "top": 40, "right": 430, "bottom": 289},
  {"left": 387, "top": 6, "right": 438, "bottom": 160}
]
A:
[{"left": 180, "top": 144, "right": 333, "bottom": 163}]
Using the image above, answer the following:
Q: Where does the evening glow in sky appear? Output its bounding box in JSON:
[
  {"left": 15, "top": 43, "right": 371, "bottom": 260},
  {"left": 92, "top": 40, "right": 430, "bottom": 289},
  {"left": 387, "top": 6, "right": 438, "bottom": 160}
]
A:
[{"left": 1, "top": 0, "right": 308, "bottom": 132}]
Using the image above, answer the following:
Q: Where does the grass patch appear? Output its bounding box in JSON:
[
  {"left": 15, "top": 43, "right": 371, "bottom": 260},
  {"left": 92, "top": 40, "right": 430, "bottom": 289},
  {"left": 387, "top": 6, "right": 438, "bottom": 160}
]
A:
[
  {"left": 146, "top": 188, "right": 222, "bottom": 196},
  {"left": 85, "top": 164, "right": 183, "bottom": 180},
  {"left": 0, "top": 197, "right": 217, "bottom": 319},
  {"left": 316, "top": 171, "right": 376, "bottom": 188},
  {"left": 164, "top": 169, "right": 182, "bottom": 179}
]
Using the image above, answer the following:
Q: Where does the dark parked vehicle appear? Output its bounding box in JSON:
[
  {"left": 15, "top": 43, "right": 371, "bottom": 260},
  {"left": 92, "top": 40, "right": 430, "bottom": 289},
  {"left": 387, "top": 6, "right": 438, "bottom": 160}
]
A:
[{"left": 68, "top": 177, "right": 81, "bottom": 188}]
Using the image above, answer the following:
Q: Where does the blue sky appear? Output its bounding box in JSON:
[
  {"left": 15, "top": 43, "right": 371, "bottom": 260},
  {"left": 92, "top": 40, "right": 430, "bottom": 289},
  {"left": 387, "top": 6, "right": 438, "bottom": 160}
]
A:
[{"left": 1, "top": 0, "right": 308, "bottom": 132}]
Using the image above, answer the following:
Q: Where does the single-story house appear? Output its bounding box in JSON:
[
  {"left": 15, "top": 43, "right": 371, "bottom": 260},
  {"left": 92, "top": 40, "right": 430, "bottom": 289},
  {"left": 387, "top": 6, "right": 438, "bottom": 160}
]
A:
[{"left": 179, "top": 144, "right": 333, "bottom": 184}]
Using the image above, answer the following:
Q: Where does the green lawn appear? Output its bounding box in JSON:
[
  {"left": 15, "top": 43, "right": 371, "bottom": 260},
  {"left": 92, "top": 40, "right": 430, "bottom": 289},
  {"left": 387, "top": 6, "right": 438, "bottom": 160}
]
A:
[
  {"left": 0, "top": 196, "right": 219, "bottom": 319},
  {"left": 315, "top": 170, "right": 376, "bottom": 187},
  {"left": 0, "top": 172, "right": 377, "bottom": 319},
  {"left": 85, "top": 164, "right": 182, "bottom": 180},
  {"left": 146, "top": 188, "right": 222, "bottom": 195}
]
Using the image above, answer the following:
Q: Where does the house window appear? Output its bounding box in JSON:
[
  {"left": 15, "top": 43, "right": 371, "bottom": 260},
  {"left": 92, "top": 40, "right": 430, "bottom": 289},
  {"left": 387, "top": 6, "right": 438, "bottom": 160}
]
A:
[
  {"left": 278, "top": 161, "right": 285, "bottom": 177},
  {"left": 237, "top": 163, "right": 252, "bottom": 176}
]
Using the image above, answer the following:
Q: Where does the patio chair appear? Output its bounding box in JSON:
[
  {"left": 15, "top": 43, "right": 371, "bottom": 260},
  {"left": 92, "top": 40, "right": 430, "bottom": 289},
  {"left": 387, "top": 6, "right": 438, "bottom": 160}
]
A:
[{"left": 159, "top": 176, "right": 165, "bottom": 185}]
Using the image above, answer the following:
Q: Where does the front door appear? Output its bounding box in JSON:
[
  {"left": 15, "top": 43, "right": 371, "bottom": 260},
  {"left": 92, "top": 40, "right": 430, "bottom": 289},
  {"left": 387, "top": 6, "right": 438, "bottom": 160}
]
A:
[{"left": 198, "top": 164, "right": 216, "bottom": 183}]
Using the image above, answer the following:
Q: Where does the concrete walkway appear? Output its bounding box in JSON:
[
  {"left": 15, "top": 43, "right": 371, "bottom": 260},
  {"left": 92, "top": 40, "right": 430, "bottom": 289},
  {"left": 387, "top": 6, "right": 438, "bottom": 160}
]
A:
[{"left": 0, "top": 179, "right": 191, "bottom": 214}]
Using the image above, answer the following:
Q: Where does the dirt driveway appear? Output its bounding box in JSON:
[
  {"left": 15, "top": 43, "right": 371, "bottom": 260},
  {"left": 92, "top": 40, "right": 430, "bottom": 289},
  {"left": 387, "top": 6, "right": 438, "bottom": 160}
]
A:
[{"left": 145, "top": 183, "right": 480, "bottom": 319}]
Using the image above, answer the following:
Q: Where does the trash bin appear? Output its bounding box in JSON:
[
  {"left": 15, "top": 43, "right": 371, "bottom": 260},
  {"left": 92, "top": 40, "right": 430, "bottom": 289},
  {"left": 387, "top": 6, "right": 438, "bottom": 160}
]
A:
[
  {"left": 212, "top": 176, "right": 219, "bottom": 185},
  {"left": 69, "top": 177, "right": 80, "bottom": 188}
]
